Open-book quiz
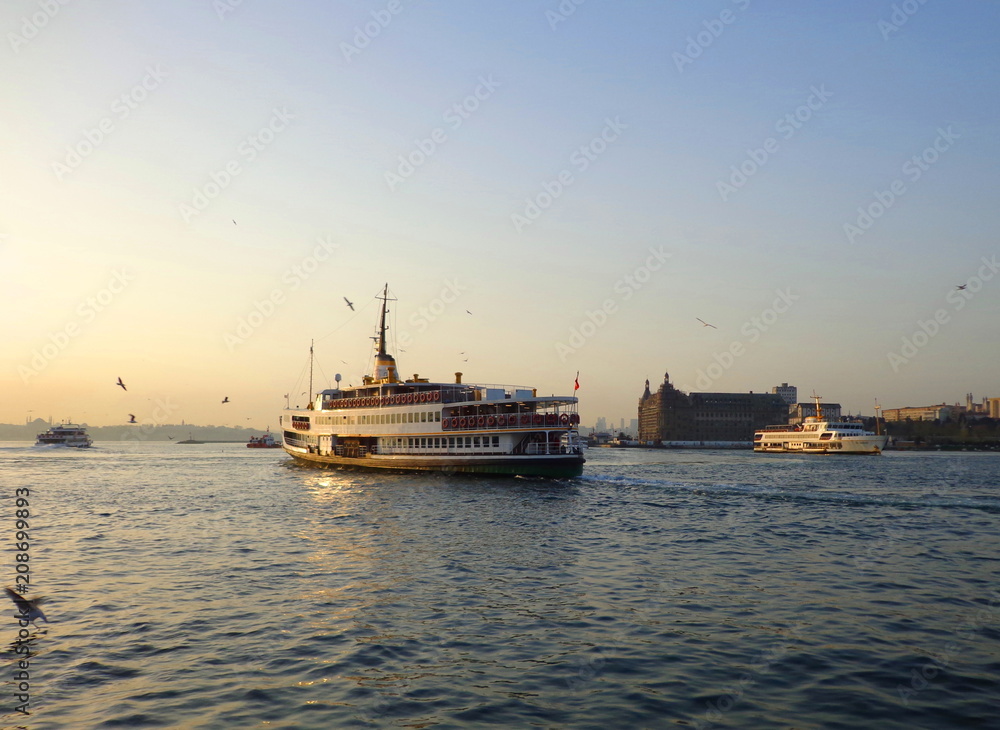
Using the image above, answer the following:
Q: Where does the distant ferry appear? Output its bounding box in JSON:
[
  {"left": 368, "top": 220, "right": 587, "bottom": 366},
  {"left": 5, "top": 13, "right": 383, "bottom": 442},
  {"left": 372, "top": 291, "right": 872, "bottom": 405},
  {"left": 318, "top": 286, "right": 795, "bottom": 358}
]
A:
[
  {"left": 35, "top": 423, "right": 92, "bottom": 448},
  {"left": 279, "top": 286, "right": 585, "bottom": 477},
  {"left": 754, "top": 396, "right": 887, "bottom": 455},
  {"left": 247, "top": 430, "right": 281, "bottom": 448}
]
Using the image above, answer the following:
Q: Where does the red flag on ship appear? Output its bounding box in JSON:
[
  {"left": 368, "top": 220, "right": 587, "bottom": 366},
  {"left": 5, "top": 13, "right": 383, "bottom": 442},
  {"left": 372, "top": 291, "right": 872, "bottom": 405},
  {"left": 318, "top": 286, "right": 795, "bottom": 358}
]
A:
[{"left": 574, "top": 372, "right": 579, "bottom": 391}]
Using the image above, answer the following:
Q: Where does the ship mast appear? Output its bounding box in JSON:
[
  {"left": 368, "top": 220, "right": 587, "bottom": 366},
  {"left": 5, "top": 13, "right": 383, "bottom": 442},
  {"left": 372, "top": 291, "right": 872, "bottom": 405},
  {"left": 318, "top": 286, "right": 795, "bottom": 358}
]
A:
[
  {"left": 369, "top": 284, "right": 399, "bottom": 384},
  {"left": 308, "top": 339, "right": 314, "bottom": 404},
  {"left": 811, "top": 391, "right": 823, "bottom": 421},
  {"left": 376, "top": 283, "right": 389, "bottom": 356}
]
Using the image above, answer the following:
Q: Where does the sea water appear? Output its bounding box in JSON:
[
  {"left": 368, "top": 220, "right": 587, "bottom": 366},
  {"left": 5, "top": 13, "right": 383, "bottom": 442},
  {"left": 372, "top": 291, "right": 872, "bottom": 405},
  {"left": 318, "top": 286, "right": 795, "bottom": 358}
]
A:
[{"left": 2, "top": 442, "right": 998, "bottom": 729}]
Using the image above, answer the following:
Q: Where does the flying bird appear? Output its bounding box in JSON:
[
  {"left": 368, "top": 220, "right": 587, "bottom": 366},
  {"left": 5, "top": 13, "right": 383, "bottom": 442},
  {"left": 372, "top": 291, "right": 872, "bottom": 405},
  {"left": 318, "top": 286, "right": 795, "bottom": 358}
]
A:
[
  {"left": 466, "top": 310, "right": 473, "bottom": 315},
  {"left": 955, "top": 284, "right": 967, "bottom": 290},
  {"left": 344, "top": 297, "right": 354, "bottom": 311},
  {"left": 222, "top": 397, "right": 230, "bottom": 404},
  {"left": 128, "top": 414, "right": 137, "bottom": 423},
  {"left": 696, "top": 318, "right": 717, "bottom": 329},
  {"left": 5, "top": 587, "right": 47, "bottom": 627},
  {"left": 168, "top": 435, "right": 175, "bottom": 440},
  {"left": 116, "top": 377, "right": 127, "bottom": 391},
  {"left": 232, "top": 219, "right": 237, "bottom": 225}
]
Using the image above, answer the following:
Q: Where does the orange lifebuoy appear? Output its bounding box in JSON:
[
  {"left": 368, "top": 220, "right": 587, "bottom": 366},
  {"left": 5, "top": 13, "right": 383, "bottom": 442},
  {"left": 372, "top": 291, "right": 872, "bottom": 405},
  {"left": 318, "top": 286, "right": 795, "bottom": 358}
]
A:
[
  {"left": 419, "top": 392, "right": 427, "bottom": 403},
  {"left": 477, "top": 416, "right": 486, "bottom": 427},
  {"left": 545, "top": 414, "right": 556, "bottom": 426},
  {"left": 570, "top": 413, "right": 580, "bottom": 425},
  {"left": 487, "top": 416, "right": 496, "bottom": 427},
  {"left": 432, "top": 391, "right": 440, "bottom": 402},
  {"left": 459, "top": 417, "right": 468, "bottom": 428},
  {"left": 405, "top": 394, "right": 413, "bottom": 404},
  {"left": 521, "top": 415, "right": 530, "bottom": 426},
  {"left": 560, "top": 414, "right": 569, "bottom": 425},
  {"left": 533, "top": 414, "right": 543, "bottom": 425},
  {"left": 451, "top": 418, "right": 459, "bottom": 428}
]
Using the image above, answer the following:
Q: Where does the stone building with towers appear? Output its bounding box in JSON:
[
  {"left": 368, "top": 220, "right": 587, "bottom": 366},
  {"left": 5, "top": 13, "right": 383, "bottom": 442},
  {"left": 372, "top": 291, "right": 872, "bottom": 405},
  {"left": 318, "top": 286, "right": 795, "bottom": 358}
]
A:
[{"left": 638, "top": 372, "right": 788, "bottom": 443}]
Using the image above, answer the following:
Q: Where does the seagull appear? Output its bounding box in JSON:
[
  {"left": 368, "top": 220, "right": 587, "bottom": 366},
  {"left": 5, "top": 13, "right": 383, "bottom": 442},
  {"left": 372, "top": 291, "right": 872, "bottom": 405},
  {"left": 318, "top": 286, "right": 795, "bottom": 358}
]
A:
[
  {"left": 128, "top": 414, "right": 137, "bottom": 423},
  {"left": 696, "top": 318, "right": 717, "bottom": 329},
  {"left": 222, "top": 397, "right": 230, "bottom": 404},
  {"left": 168, "top": 435, "right": 175, "bottom": 440},
  {"left": 344, "top": 297, "right": 354, "bottom": 311},
  {"left": 466, "top": 310, "right": 473, "bottom": 315},
  {"left": 116, "top": 377, "right": 127, "bottom": 391},
  {"left": 232, "top": 219, "right": 237, "bottom": 225},
  {"left": 5, "top": 587, "right": 47, "bottom": 627},
  {"left": 955, "top": 284, "right": 967, "bottom": 290}
]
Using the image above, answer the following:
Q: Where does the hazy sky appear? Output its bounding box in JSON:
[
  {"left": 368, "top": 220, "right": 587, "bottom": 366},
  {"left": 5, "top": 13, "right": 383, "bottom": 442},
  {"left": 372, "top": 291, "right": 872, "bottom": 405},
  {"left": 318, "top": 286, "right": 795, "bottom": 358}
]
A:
[{"left": 3, "top": 0, "right": 998, "bottom": 430}]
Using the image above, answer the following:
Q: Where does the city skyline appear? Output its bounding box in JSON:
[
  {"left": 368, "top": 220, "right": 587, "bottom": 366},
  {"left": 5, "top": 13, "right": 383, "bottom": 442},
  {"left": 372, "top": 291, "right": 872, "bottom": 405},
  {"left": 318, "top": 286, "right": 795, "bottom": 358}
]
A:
[{"left": 3, "top": 2, "right": 998, "bottom": 428}]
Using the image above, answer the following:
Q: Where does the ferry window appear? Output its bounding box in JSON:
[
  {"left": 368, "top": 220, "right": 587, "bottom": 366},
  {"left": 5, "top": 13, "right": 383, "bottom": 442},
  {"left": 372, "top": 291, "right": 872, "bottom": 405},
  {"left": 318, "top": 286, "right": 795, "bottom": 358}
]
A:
[
  {"left": 421, "top": 412, "right": 427, "bottom": 423},
  {"left": 448, "top": 437, "right": 455, "bottom": 447},
  {"left": 408, "top": 413, "right": 414, "bottom": 423},
  {"left": 492, "top": 436, "right": 499, "bottom": 447},
  {"left": 434, "top": 412, "right": 441, "bottom": 422},
  {"left": 474, "top": 437, "right": 481, "bottom": 448}
]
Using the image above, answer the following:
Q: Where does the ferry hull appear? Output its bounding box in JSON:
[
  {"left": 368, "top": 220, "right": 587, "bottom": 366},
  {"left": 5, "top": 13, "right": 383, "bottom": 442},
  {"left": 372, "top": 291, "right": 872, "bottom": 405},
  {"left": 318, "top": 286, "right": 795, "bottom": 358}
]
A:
[
  {"left": 284, "top": 447, "right": 585, "bottom": 478},
  {"left": 753, "top": 436, "right": 888, "bottom": 455}
]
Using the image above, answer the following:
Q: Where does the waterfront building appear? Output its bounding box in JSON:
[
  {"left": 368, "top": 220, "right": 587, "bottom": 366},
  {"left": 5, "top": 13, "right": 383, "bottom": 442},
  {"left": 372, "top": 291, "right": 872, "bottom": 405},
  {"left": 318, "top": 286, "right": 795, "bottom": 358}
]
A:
[
  {"left": 788, "top": 401, "right": 843, "bottom": 425},
  {"left": 882, "top": 404, "right": 953, "bottom": 422},
  {"left": 772, "top": 383, "right": 798, "bottom": 406},
  {"left": 638, "top": 373, "right": 787, "bottom": 443}
]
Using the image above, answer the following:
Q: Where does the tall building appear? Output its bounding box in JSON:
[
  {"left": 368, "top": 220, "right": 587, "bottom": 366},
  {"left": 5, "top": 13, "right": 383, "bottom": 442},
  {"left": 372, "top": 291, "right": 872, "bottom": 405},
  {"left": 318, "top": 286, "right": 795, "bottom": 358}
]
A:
[
  {"left": 772, "top": 383, "right": 797, "bottom": 406},
  {"left": 638, "top": 372, "right": 788, "bottom": 443}
]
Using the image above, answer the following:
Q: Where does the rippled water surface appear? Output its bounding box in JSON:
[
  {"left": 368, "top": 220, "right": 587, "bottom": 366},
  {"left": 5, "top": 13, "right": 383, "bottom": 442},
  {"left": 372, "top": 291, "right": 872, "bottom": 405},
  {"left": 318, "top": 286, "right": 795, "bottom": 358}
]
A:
[{"left": 3, "top": 442, "right": 999, "bottom": 729}]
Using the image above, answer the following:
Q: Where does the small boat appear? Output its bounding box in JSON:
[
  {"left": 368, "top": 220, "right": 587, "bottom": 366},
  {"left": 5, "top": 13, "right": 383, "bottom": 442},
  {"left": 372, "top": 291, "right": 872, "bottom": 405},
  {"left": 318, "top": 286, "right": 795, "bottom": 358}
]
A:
[
  {"left": 247, "top": 430, "right": 281, "bottom": 448},
  {"left": 278, "top": 285, "right": 585, "bottom": 477},
  {"left": 754, "top": 395, "right": 887, "bottom": 455},
  {"left": 35, "top": 423, "right": 93, "bottom": 448}
]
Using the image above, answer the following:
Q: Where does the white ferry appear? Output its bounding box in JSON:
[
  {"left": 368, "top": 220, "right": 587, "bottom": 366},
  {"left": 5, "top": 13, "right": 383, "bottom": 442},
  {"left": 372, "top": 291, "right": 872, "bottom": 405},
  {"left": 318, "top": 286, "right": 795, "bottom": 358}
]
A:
[
  {"left": 754, "top": 397, "right": 887, "bottom": 455},
  {"left": 279, "top": 287, "right": 585, "bottom": 477},
  {"left": 35, "top": 423, "right": 93, "bottom": 448}
]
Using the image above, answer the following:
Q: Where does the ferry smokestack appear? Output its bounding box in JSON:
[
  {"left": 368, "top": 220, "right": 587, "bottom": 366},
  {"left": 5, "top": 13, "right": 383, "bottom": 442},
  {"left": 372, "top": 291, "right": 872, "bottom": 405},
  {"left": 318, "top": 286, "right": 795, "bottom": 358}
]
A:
[{"left": 455, "top": 372, "right": 463, "bottom": 384}]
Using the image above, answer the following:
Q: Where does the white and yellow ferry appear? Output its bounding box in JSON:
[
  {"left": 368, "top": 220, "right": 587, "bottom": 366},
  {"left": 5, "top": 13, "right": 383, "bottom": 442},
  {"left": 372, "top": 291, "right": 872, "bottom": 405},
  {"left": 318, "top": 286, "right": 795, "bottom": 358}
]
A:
[
  {"left": 279, "top": 287, "right": 585, "bottom": 477},
  {"left": 754, "top": 396, "right": 888, "bottom": 455}
]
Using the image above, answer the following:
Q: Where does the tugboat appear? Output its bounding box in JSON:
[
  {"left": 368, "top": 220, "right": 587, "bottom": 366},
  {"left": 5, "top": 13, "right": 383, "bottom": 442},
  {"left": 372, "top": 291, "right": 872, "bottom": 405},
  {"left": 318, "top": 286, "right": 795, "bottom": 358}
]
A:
[
  {"left": 279, "top": 285, "right": 585, "bottom": 477},
  {"left": 35, "top": 423, "right": 93, "bottom": 448},
  {"left": 754, "top": 395, "right": 888, "bottom": 455},
  {"left": 247, "top": 429, "right": 281, "bottom": 448}
]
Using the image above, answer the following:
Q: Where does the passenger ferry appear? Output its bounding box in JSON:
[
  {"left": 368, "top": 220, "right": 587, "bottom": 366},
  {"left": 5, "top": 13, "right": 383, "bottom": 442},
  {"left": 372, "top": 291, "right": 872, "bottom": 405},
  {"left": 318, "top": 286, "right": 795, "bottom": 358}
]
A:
[
  {"left": 35, "top": 423, "right": 93, "bottom": 448},
  {"left": 279, "top": 286, "right": 585, "bottom": 477},
  {"left": 247, "top": 429, "right": 281, "bottom": 448},
  {"left": 754, "top": 396, "right": 887, "bottom": 455}
]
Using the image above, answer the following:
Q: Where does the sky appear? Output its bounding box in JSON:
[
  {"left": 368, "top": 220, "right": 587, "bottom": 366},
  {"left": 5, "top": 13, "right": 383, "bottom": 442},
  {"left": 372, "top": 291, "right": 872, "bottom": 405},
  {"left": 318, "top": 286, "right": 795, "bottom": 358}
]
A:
[{"left": 2, "top": 0, "right": 998, "bottom": 430}]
